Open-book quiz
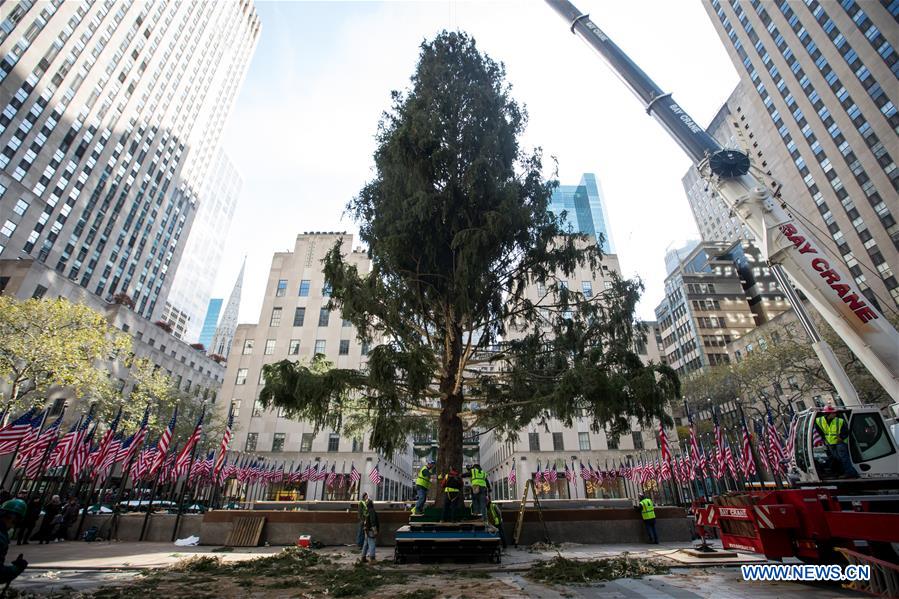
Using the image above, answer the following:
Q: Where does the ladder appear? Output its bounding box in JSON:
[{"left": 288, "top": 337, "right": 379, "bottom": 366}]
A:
[{"left": 513, "top": 478, "right": 551, "bottom": 547}]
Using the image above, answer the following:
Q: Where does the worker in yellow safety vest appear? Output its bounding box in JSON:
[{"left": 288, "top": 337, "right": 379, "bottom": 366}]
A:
[
  {"left": 356, "top": 492, "right": 368, "bottom": 548},
  {"left": 412, "top": 460, "right": 436, "bottom": 516},
  {"left": 815, "top": 406, "right": 858, "bottom": 478},
  {"left": 486, "top": 498, "right": 506, "bottom": 549},
  {"left": 465, "top": 463, "right": 490, "bottom": 522},
  {"left": 636, "top": 494, "right": 658, "bottom": 544},
  {"left": 440, "top": 467, "right": 464, "bottom": 522}
]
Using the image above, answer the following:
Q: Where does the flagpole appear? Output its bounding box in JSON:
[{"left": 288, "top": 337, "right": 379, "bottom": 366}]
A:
[
  {"left": 1, "top": 427, "right": 29, "bottom": 489},
  {"left": 139, "top": 440, "right": 177, "bottom": 543},
  {"left": 108, "top": 436, "right": 145, "bottom": 540},
  {"left": 172, "top": 430, "right": 203, "bottom": 542}
]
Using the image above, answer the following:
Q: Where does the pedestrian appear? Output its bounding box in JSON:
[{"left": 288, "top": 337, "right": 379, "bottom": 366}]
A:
[
  {"left": 16, "top": 498, "right": 41, "bottom": 546},
  {"left": 636, "top": 494, "right": 658, "bottom": 544},
  {"left": 360, "top": 498, "right": 378, "bottom": 563},
  {"left": 356, "top": 492, "right": 368, "bottom": 549},
  {"left": 56, "top": 496, "right": 79, "bottom": 541},
  {"left": 440, "top": 467, "right": 463, "bottom": 523},
  {"left": 815, "top": 406, "right": 858, "bottom": 478},
  {"left": 411, "top": 460, "right": 436, "bottom": 516},
  {"left": 466, "top": 463, "right": 489, "bottom": 522},
  {"left": 487, "top": 498, "right": 506, "bottom": 549},
  {"left": 0, "top": 499, "right": 28, "bottom": 587},
  {"left": 36, "top": 495, "right": 61, "bottom": 544}
]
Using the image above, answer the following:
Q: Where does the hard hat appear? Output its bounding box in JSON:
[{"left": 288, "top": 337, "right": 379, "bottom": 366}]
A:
[
  {"left": 427, "top": 459, "right": 436, "bottom": 465},
  {"left": 0, "top": 498, "right": 26, "bottom": 518},
  {"left": 823, "top": 406, "right": 837, "bottom": 414}
]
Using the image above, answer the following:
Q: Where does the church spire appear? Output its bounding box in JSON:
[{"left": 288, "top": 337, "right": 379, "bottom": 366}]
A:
[{"left": 210, "top": 257, "right": 245, "bottom": 359}]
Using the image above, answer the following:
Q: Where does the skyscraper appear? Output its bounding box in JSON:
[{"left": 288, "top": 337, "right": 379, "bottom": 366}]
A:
[
  {"left": 210, "top": 257, "right": 244, "bottom": 359},
  {"left": 548, "top": 173, "right": 615, "bottom": 253},
  {"left": 198, "top": 297, "right": 223, "bottom": 351},
  {"left": 0, "top": 1, "right": 260, "bottom": 321},
  {"left": 703, "top": 0, "right": 898, "bottom": 310},
  {"left": 161, "top": 147, "right": 242, "bottom": 340}
]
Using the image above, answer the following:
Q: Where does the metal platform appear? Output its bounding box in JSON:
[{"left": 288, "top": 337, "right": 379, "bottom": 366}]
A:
[{"left": 394, "top": 519, "right": 502, "bottom": 564}]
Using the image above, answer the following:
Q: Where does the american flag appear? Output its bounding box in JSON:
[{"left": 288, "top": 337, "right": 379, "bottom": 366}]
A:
[
  {"left": 713, "top": 409, "right": 725, "bottom": 479},
  {"left": 593, "top": 462, "right": 603, "bottom": 485},
  {"left": 313, "top": 462, "right": 327, "bottom": 482},
  {"left": 765, "top": 406, "right": 786, "bottom": 475},
  {"left": 132, "top": 446, "right": 158, "bottom": 480},
  {"left": 658, "top": 421, "right": 671, "bottom": 464},
  {"left": 579, "top": 462, "right": 590, "bottom": 480},
  {"left": 150, "top": 408, "right": 177, "bottom": 476},
  {"left": 121, "top": 406, "right": 150, "bottom": 467},
  {"left": 213, "top": 407, "right": 234, "bottom": 481},
  {"left": 812, "top": 422, "right": 825, "bottom": 447},
  {"left": 23, "top": 414, "right": 63, "bottom": 479},
  {"left": 174, "top": 408, "right": 204, "bottom": 479},
  {"left": 543, "top": 462, "right": 553, "bottom": 482},
  {"left": 349, "top": 463, "right": 361, "bottom": 485},
  {"left": 534, "top": 460, "right": 543, "bottom": 484},
  {"left": 685, "top": 402, "right": 702, "bottom": 478},
  {"left": 302, "top": 462, "right": 314, "bottom": 482},
  {"left": 741, "top": 423, "right": 756, "bottom": 476},
  {"left": 0, "top": 407, "right": 38, "bottom": 449},
  {"left": 50, "top": 410, "right": 93, "bottom": 468},
  {"left": 783, "top": 415, "right": 798, "bottom": 462},
  {"left": 96, "top": 433, "right": 123, "bottom": 482},
  {"left": 71, "top": 422, "right": 98, "bottom": 479},
  {"left": 508, "top": 461, "right": 516, "bottom": 485},
  {"left": 564, "top": 463, "right": 575, "bottom": 482},
  {"left": 369, "top": 462, "right": 382, "bottom": 485},
  {"left": 326, "top": 464, "right": 337, "bottom": 489},
  {"left": 659, "top": 454, "right": 671, "bottom": 480},
  {"left": 547, "top": 464, "right": 558, "bottom": 483},
  {"left": 12, "top": 416, "right": 43, "bottom": 468},
  {"left": 190, "top": 451, "right": 214, "bottom": 482},
  {"left": 724, "top": 438, "right": 737, "bottom": 480},
  {"left": 92, "top": 408, "right": 122, "bottom": 471}
]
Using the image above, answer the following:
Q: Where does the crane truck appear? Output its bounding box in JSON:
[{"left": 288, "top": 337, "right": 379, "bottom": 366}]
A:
[{"left": 545, "top": 0, "right": 899, "bottom": 564}]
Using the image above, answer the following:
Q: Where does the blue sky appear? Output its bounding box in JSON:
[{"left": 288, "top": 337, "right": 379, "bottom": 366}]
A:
[{"left": 215, "top": 0, "right": 739, "bottom": 322}]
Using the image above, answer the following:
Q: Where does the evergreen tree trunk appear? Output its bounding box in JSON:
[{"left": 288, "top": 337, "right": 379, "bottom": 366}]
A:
[{"left": 437, "top": 319, "right": 464, "bottom": 486}]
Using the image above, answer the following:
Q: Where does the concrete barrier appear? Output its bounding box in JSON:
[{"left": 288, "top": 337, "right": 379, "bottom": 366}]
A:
[
  {"left": 75, "top": 513, "right": 203, "bottom": 542},
  {"left": 200, "top": 506, "right": 688, "bottom": 547}
]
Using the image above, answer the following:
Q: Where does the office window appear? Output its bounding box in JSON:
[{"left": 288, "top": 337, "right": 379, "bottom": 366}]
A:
[
  {"left": 270, "top": 307, "right": 282, "bottom": 326},
  {"left": 230, "top": 400, "right": 241, "bottom": 418},
  {"left": 272, "top": 433, "right": 285, "bottom": 452},
  {"left": 607, "top": 433, "right": 619, "bottom": 450},
  {"left": 581, "top": 281, "right": 593, "bottom": 298},
  {"left": 361, "top": 342, "right": 370, "bottom": 356},
  {"left": 632, "top": 431, "right": 644, "bottom": 450},
  {"left": 578, "top": 432, "right": 591, "bottom": 450},
  {"left": 13, "top": 198, "right": 28, "bottom": 215},
  {"left": 288, "top": 339, "right": 300, "bottom": 355},
  {"left": 0, "top": 220, "right": 15, "bottom": 237},
  {"left": 552, "top": 432, "right": 564, "bottom": 451},
  {"left": 235, "top": 368, "right": 248, "bottom": 385},
  {"left": 276, "top": 279, "right": 287, "bottom": 297},
  {"left": 328, "top": 432, "right": 339, "bottom": 452},
  {"left": 559, "top": 280, "right": 568, "bottom": 290},
  {"left": 352, "top": 438, "right": 363, "bottom": 452},
  {"left": 259, "top": 370, "right": 266, "bottom": 385},
  {"left": 300, "top": 433, "right": 314, "bottom": 452},
  {"left": 339, "top": 340, "right": 350, "bottom": 355},
  {"left": 318, "top": 307, "right": 329, "bottom": 326},
  {"left": 48, "top": 397, "right": 65, "bottom": 416},
  {"left": 252, "top": 399, "right": 264, "bottom": 417},
  {"left": 528, "top": 432, "right": 540, "bottom": 451},
  {"left": 322, "top": 282, "right": 332, "bottom": 297},
  {"left": 31, "top": 285, "right": 47, "bottom": 299},
  {"left": 342, "top": 318, "right": 352, "bottom": 328},
  {"left": 242, "top": 339, "right": 254, "bottom": 355},
  {"left": 314, "top": 339, "right": 326, "bottom": 355},
  {"left": 264, "top": 339, "right": 276, "bottom": 355},
  {"left": 293, "top": 307, "right": 305, "bottom": 327},
  {"left": 245, "top": 433, "right": 258, "bottom": 451},
  {"left": 299, "top": 280, "right": 310, "bottom": 296}
]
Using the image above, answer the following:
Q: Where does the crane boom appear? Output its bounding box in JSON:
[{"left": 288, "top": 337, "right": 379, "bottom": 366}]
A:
[{"left": 546, "top": 0, "right": 899, "bottom": 402}]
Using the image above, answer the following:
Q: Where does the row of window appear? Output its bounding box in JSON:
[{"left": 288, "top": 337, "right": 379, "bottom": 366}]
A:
[
  {"left": 525, "top": 430, "right": 645, "bottom": 452},
  {"left": 275, "top": 278, "right": 330, "bottom": 298},
  {"left": 244, "top": 431, "right": 363, "bottom": 453}
]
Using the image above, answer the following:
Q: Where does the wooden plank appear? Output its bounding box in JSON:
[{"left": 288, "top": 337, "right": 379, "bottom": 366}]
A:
[{"left": 225, "top": 516, "right": 266, "bottom": 547}]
